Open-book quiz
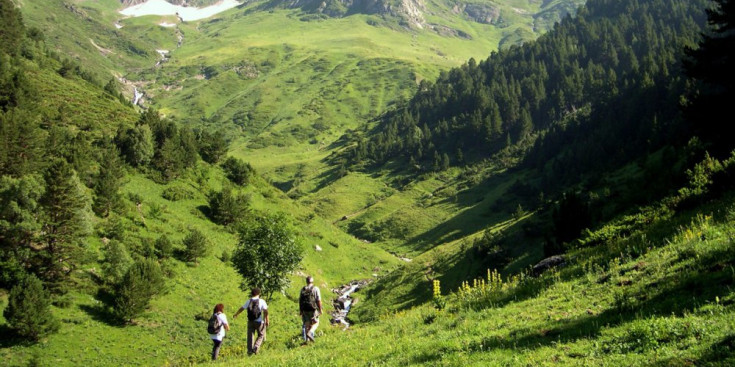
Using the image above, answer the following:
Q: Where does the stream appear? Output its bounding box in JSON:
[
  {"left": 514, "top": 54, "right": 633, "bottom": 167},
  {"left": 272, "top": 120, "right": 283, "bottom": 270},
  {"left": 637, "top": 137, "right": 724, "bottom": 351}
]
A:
[{"left": 330, "top": 280, "right": 369, "bottom": 329}]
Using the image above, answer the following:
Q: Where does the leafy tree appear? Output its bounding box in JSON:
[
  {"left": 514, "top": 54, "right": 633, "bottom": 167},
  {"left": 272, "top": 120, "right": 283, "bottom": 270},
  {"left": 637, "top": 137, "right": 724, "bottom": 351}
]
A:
[
  {"left": 208, "top": 185, "right": 250, "bottom": 226},
  {"left": 112, "top": 258, "right": 165, "bottom": 323},
  {"left": 182, "top": 228, "right": 208, "bottom": 263},
  {"left": 39, "top": 159, "right": 92, "bottom": 288},
  {"left": 3, "top": 274, "right": 60, "bottom": 340},
  {"left": 93, "top": 144, "right": 125, "bottom": 217},
  {"left": 231, "top": 214, "right": 302, "bottom": 298},
  {"left": 221, "top": 156, "right": 255, "bottom": 186}
]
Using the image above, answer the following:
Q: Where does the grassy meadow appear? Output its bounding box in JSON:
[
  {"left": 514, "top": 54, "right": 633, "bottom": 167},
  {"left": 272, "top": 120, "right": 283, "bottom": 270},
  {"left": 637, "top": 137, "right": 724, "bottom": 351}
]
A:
[
  {"left": 205, "top": 192, "right": 735, "bottom": 366},
  {"left": 0, "top": 165, "right": 399, "bottom": 366}
]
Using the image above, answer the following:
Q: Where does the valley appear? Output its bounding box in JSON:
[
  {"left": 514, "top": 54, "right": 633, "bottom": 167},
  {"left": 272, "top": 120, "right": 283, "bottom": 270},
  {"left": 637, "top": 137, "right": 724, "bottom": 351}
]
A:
[{"left": 1, "top": 0, "right": 734, "bottom": 365}]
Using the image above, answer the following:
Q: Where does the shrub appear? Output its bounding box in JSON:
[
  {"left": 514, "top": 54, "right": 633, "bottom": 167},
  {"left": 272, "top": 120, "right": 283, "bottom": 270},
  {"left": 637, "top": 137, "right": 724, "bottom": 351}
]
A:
[
  {"left": 221, "top": 156, "right": 255, "bottom": 186},
  {"left": 3, "top": 274, "right": 60, "bottom": 340},
  {"left": 113, "top": 258, "right": 165, "bottom": 323},
  {"left": 162, "top": 186, "right": 194, "bottom": 201},
  {"left": 154, "top": 234, "right": 173, "bottom": 259}
]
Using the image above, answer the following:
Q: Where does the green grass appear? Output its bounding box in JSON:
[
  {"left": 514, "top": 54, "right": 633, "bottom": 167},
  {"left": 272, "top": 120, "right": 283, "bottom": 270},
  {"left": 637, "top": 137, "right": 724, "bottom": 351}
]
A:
[
  {"left": 195, "top": 192, "right": 735, "bottom": 366},
  {"left": 0, "top": 163, "right": 398, "bottom": 366}
]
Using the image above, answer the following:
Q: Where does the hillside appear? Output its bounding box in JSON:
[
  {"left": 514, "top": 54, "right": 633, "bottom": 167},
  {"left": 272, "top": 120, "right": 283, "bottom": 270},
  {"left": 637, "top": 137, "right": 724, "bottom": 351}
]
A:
[
  {"left": 217, "top": 169, "right": 735, "bottom": 365},
  {"left": 0, "top": 3, "right": 398, "bottom": 365},
  {"left": 2, "top": 0, "right": 734, "bottom": 365}
]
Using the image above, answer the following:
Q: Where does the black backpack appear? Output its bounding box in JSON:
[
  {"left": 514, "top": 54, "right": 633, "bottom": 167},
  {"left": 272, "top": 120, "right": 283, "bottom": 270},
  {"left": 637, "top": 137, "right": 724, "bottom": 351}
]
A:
[
  {"left": 246, "top": 299, "right": 261, "bottom": 321},
  {"left": 299, "top": 286, "right": 318, "bottom": 312},
  {"left": 207, "top": 313, "right": 222, "bottom": 334}
]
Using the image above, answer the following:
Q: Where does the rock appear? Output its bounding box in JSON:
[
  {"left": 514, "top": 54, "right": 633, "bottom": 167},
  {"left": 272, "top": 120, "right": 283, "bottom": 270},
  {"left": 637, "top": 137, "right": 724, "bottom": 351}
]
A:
[
  {"left": 315, "top": 245, "right": 322, "bottom": 251},
  {"left": 532, "top": 255, "right": 566, "bottom": 276}
]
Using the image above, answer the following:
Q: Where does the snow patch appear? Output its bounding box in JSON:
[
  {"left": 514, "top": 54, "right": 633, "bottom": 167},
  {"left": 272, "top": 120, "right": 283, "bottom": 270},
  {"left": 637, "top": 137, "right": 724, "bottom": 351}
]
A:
[{"left": 120, "top": 0, "right": 242, "bottom": 21}]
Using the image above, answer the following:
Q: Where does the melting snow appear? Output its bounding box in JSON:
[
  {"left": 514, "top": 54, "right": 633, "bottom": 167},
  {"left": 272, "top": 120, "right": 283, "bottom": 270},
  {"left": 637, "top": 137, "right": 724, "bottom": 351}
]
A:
[{"left": 120, "top": 0, "right": 241, "bottom": 21}]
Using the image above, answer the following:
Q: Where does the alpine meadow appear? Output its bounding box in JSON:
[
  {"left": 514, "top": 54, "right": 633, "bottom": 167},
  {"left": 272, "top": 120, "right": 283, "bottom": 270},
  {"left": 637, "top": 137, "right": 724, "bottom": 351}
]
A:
[{"left": 1, "top": 0, "right": 734, "bottom": 365}]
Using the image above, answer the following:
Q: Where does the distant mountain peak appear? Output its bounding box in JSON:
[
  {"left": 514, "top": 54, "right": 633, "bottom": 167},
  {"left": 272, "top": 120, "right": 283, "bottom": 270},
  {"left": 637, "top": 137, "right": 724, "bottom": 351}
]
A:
[{"left": 265, "top": 0, "right": 426, "bottom": 28}]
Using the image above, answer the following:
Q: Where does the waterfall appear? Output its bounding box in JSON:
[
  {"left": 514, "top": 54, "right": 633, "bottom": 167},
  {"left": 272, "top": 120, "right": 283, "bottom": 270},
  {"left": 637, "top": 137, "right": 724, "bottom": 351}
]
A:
[{"left": 133, "top": 87, "right": 143, "bottom": 106}]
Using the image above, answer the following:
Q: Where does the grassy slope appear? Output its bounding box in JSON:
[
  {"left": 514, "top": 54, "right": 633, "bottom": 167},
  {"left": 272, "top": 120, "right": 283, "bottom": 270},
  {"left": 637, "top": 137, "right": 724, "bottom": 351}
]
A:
[
  {"left": 0, "top": 165, "right": 398, "bottom": 366},
  {"left": 18, "top": 0, "right": 170, "bottom": 82},
  {"left": 210, "top": 192, "right": 735, "bottom": 366}
]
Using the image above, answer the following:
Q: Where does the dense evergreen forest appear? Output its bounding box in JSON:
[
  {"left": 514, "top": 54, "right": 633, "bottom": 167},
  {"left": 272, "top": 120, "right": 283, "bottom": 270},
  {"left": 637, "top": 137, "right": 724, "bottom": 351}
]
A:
[
  {"left": 336, "top": 0, "right": 735, "bottom": 260},
  {"left": 341, "top": 0, "right": 732, "bottom": 186}
]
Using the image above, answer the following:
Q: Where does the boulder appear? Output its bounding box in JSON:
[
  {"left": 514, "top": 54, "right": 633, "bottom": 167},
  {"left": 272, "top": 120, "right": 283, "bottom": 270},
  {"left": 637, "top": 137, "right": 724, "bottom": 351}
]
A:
[{"left": 532, "top": 255, "right": 566, "bottom": 276}]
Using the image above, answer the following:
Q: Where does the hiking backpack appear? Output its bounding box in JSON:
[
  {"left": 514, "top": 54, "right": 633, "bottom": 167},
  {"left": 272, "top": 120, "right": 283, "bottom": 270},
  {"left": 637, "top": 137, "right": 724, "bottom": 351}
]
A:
[
  {"left": 299, "top": 286, "right": 318, "bottom": 312},
  {"left": 246, "top": 299, "right": 261, "bottom": 321},
  {"left": 207, "top": 313, "right": 222, "bottom": 334}
]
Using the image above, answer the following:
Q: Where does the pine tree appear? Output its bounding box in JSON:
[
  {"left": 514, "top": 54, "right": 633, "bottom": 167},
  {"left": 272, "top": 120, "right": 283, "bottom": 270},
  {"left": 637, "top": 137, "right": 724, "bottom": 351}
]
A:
[
  {"left": 197, "top": 129, "right": 228, "bottom": 164},
  {"left": 154, "top": 234, "right": 173, "bottom": 259},
  {"left": 101, "top": 240, "right": 132, "bottom": 285},
  {"left": 0, "top": 108, "right": 44, "bottom": 177},
  {"left": 0, "top": 175, "right": 44, "bottom": 287},
  {"left": 3, "top": 274, "right": 60, "bottom": 340},
  {"left": 182, "top": 228, "right": 208, "bottom": 263},
  {"left": 93, "top": 144, "right": 125, "bottom": 217},
  {"left": 208, "top": 185, "right": 250, "bottom": 226},
  {"left": 39, "top": 159, "right": 91, "bottom": 288},
  {"left": 112, "top": 258, "right": 165, "bottom": 323},
  {"left": 0, "top": 0, "right": 25, "bottom": 57},
  {"left": 115, "top": 125, "right": 154, "bottom": 168},
  {"left": 221, "top": 156, "right": 255, "bottom": 186}
]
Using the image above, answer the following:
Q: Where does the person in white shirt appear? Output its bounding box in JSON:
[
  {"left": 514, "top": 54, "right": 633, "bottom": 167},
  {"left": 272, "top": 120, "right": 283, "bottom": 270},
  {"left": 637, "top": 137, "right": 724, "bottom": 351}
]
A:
[
  {"left": 233, "top": 287, "right": 269, "bottom": 355},
  {"left": 208, "top": 303, "right": 230, "bottom": 360}
]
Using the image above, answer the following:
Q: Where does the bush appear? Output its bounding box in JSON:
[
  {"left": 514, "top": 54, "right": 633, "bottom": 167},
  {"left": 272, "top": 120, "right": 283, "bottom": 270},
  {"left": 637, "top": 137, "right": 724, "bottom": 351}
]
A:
[
  {"left": 221, "top": 157, "right": 255, "bottom": 186},
  {"left": 113, "top": 258, "right": 165, "bottom": 323},
  {"left": 154, "top": 234, "right": 173, "bottom": 259},
  {"left": 162, "top": 186, "right": 195, "bottom": 201},
  {"left": 3, "top": 274, "right": 60, "bottom": 340}
]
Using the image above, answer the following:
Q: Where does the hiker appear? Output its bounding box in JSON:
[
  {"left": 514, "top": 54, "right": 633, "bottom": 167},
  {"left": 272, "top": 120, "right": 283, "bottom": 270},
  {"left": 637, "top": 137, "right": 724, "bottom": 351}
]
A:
[
  {"left": 299, "top": 276, "right": 323, "bottom": 344},
  {"left": 233, "top": 287, "right": 269, "bottom": 355},
  {"left": 207, "top": 303, "right": 230, "bottom": 361}
]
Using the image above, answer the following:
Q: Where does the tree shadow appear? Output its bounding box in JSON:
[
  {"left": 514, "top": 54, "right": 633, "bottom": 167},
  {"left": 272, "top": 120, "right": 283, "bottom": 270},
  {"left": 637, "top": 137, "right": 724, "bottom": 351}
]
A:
[
  {"left": 78, "top": 289, "right": 123, "bottom": 327},
  {"left": 685, "top": 333, "right": 735, "bottom": 366},
  {"left": 0, "top": 324, "right": 35, "bottom": 347},
  {"left": 404, "top": 171, "right": 522, "bottom": 254}
]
